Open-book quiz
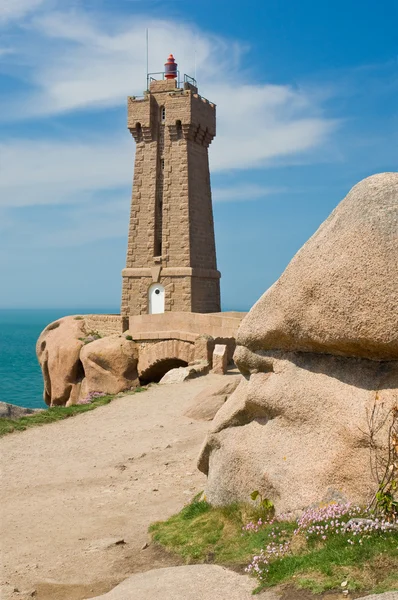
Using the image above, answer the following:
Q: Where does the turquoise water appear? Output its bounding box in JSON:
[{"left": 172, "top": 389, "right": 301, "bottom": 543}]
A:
[{"left": 0, "top": 309, "right": 118, "bottom": 409}]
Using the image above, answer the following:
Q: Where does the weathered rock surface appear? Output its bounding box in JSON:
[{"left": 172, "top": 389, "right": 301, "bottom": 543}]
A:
[
  {"left": 80, "top": 335, "right": 139, "bottom": 396},
  {"left": 0, "top": 402, "right": 43, "bottom": 419},
  {"left": 356, "top": 593, "right": 398, "bottom": 600},
  {"left": 238, "top": 173, "right": 398, "bottom": 361},
  {"left": 185, "top": 377, "right": 241, "bottom": 421},
  {"left": 36, "top": 316, "right": 86, "bottom": 406},
  {"left": 200, "top": 352, "right": 398, "bottom": 512},
  {"left": 159, "top": 365, "right": 199, "bottom": 385},
  {"left": 200, "top": 173, "right": 398, "bottom": 513},
  {"left": 212, "top": 343, "right": 228, "bottom": 374},
  {"left": 87, "top": 564, "right": 397, "bottom": 600},
  {"left": 87, "top": 565, "right": 258, "bottom": 600},
  {"left": 194, "top": 334, "right": 215, "bottom": 366}
]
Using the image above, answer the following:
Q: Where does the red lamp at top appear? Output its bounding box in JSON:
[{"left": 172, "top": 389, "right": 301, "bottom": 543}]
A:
[{"left": 164, "top": 54, "right": 177, "bottom": 79}]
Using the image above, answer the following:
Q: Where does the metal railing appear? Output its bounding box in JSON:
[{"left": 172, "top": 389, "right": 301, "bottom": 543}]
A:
[{"left": 146, "top": 71, "right": 197, "bottom": 90}]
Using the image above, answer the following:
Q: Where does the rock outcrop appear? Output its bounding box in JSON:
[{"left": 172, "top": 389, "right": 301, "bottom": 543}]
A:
[
  {"left": 36, "top": 318, "right": 140, "bottom": 406},
  {"left": 87, "top": 565, "right": 257, "bottom": 600},
  {"left": 238, "top": 172, "right": 398, "bottom": 361},
  {"left": 211, "top": 344, "right": 228, "bottom": 374},
  {"left": 80, "top": 335, "right": 139, "bottom": 396},
  {"left": 0, "top": 402, "right": 43, "bottom": 419},
  {"left": 159, "top": 361, "right": 209, "bottom": 385},
  {"left": 36, "top": 316, "right": 86, "bottom": 406},
  {"left": 185, "top": 377, "right": 241, "bottom": 421},
  {"left": 199, "top": 173, "right": 398, "bottom": 514}
]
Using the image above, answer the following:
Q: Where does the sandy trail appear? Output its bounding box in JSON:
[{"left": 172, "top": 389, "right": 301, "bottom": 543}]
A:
[{"left": 0, "top": 373, "right": 237, "bottom": 600}]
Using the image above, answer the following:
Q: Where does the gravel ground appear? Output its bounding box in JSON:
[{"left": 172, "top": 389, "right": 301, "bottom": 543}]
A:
[{"left": 0, "top": 373, "right": 236, "bottom": 600}]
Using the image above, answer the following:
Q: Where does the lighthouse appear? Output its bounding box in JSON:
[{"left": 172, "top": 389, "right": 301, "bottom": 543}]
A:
[{"left": 121, "top": 55, "right": 221, "bottom": 319}]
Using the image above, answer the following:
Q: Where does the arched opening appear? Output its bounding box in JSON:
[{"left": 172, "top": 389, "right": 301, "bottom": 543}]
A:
[
  {"left": 148, "top": 283, "right": 165, "bottom": 314},
  {"left": 160, "top": 106, "right": 166, "bottom": 123},
  {"left": 140, "top": 358, "right": 188, "bottom": 384}
]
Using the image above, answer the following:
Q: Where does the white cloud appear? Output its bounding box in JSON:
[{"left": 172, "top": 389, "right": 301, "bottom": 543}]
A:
[
  {"left": 0, "top": 137, "right": 133, "bottom": 207},
  {"left": 3, "top": 12, "right": 232, "bottom": 117},
  {"left": 0, "top": 0, "right": 47, "bottom": 23},
  {"left": 36, "top": 196, "right": 129, "bottom": 248},
  {"left": 0, "top": 0, "right": 341, "bottom": 252},
  {"left": 213, "top": 184, "right": 286, "bottom": 203},
  {"left": 0, "top": 7, "right": 337, "bottom": 169},
  {"left": 0, "top": 7, "right": 339, "bottom": 212},
  {"left": 3, "top": 191, "right": 129, "bottom": 249}
]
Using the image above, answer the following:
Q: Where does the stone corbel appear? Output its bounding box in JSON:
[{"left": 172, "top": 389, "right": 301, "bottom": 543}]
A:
[{"left": 151, "top": 265, "right": 162, "bottom": 282}]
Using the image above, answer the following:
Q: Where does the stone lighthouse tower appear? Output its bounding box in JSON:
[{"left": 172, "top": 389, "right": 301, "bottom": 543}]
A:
[{"left": 121, "top": 55, "right": 221, "bottom": 320}]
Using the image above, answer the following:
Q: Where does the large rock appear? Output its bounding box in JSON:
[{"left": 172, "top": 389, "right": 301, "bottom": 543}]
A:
[
  {"left": 87, "top": 565, "right": 259, "bottom": 600},
  {"left": 80, "top": 334, "right": 139, "bottom": 396},
  {"left": 36, "top": 316, "right": 86, "bottom": 406},
  {"left": 159, "top": 365, "right": 199, "bottom": 385},
  {"left": 211, "top": 344, "right": 228, "bottom": 374},
  {"left": 0, "top": 402, "right": 43, "bottom": 419},
  {"left": 238, "top": 173, "right": 398, "bottom": 361},
  {"left": 185, "top": 377, "right": 241, "bottom": 421},
  {"left": 199, "top": 173, "right": 398, "bottom": 514}
]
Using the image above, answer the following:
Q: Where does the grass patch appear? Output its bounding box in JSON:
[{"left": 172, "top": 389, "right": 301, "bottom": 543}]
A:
[
  {"left": 262, "top": 532, "right": 398, "bottom": 593},
  {"left": 150, "top": 498, "right": 294, "bottom": 566},
  {"left": 0, "top": 387, "right": 145, "bottom": 438},
  {"left": 149, "top": 498, "right": 398, "bottom": 596}
]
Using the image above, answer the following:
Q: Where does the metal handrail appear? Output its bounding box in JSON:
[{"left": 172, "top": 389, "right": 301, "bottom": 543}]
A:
[
  {"left": 146, "top": 71, "right": 197, "bottom": 90},
  {"left": 183, "top": 74, "right": 197, "bottom": 87}
]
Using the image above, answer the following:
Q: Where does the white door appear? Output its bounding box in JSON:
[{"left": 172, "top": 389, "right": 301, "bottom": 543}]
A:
[{"left": 148, "top": 283, "right": 165, "bottom": 314}]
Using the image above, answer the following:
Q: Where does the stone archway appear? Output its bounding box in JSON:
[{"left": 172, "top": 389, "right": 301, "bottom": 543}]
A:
[{"left": 138, "top": 339, "right": 195, "bottom": 383}]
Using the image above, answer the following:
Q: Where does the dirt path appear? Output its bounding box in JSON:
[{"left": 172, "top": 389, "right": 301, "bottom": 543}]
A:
[{"left": 0, "top": 373, "right": 237, "bottom": 600}]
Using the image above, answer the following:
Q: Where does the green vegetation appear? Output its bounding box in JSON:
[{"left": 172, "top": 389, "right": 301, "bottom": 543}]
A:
[
  {"left": 261, "top": 532, "right": 398, "bottom": 594},
  {"left": 150, "top": 497, "right": 291, "bottom": 565},
  {"left": 0, "top": 388, "right": 145, "bottom": 438},
  {"left": 78, "top": 329, "right": 102, "bottom": 344},
  {"left": 149, "top": 497, "right": 398, "bottom": 595}
]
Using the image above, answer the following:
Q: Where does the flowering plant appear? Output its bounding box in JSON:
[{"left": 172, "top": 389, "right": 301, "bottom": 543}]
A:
[
  {"left": 77, "top": 391, "right": 106, "bottom": 405},
  {"left": 244, "top": 502, "right": 397, "bottom": 583}
]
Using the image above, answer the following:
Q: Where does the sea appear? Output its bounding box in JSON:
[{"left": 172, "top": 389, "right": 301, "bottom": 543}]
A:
[{"left": 0, "top": 309, "right": 118, "bottom": 409}]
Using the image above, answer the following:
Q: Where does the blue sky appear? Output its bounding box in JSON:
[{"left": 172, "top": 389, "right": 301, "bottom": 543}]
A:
[{"left": 0, "top": 0, "right": 397, "bottom": 311}]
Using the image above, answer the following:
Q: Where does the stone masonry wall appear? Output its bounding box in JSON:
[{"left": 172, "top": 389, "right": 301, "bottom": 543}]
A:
[
  {"left": 122, "top": 79, "right": 220, "bottom": 317},
  {"left": 188, "top": 141, "right": 217, "bottom": 271},
  {"left": 83, "top": 314, "right": 123, "bottom": 336},
  {"left": 122, "top": 275, "right": 193, "bottom": 316},
  {"left": 191, "top": 276, "right": 220, "bottom": 313},
  {"left": 125, "top": 139, "right": 158, "bottom": 269}
]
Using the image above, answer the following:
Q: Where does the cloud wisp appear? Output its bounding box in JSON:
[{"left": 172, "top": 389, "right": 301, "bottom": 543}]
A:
[
  {"left": 0, "top": 3, "right": 341, "bottom": 217},
  {"left": 0, "top": 0, "right": 48, "bottom": 23},
  {"left": 1, "top": 5, "right": 338, "bottom": 161},
  {"left": 0, "top": 137, "right": 133, "bottom": 208},
  {"left": 212, "top": 184, "right": 287, "bottom": 203}
]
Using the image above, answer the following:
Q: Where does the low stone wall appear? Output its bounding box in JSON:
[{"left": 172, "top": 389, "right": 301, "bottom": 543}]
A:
[
  {"left": 82, "top": 314, "right": 123, "bottom": 337},
  {"left": 129, "top": 312, "right": 245, "bottom": 342}
]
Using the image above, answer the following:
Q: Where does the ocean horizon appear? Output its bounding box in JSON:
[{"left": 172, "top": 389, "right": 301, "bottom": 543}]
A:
[{"left": 0, "top": 308, "right": 119, "bottom": 409}]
